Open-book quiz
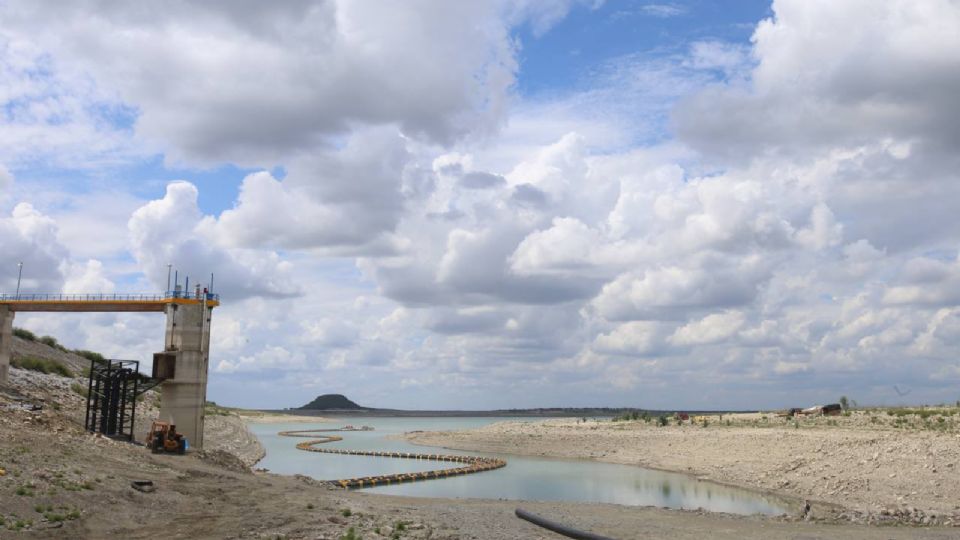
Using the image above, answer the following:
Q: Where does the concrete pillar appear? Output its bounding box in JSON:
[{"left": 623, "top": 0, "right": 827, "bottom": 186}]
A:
[
  {"left": 158, "top": 301, "right": 213, "bottom": 449},
  {"left": 0, "top": 305, "right": 12, "bottom": 384}
]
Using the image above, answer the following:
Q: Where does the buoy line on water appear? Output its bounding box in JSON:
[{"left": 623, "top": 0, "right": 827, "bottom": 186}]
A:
[{"left": 278, "top": 428, "right": 507, "bottom": 489}]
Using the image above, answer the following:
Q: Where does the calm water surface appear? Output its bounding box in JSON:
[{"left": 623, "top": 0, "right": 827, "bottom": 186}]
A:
[{"left": 250, "top": 417, "right": 790, "bottom": 516}]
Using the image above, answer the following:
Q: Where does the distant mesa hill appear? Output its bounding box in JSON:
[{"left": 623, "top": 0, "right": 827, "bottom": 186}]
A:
[
  {"left": 299, "top": 394, "right": 368, "bottom": 411},
  {"left": 291, "top": 394, "right": 759, "bottom": 417}
]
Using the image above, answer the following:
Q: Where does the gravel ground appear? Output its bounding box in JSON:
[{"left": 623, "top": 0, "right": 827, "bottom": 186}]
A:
[
  {"left": 3, "top": 389, "right": 960, "bottom": 539},
  {"left": 4, "top": 366, "right": 960, "bottom": 538}
]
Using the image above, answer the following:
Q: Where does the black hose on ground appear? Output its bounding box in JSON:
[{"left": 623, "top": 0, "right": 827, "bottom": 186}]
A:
[{"left": 515, "top": 508, "right": 617, "bottom": 540}]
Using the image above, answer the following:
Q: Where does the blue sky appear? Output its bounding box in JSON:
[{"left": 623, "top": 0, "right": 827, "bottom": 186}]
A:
[
  {"left": 2, "top": 0, "right": 959, "bottom": 410},
  {"left": 516, "top": 1, "right": 769, "bottom": 95}
]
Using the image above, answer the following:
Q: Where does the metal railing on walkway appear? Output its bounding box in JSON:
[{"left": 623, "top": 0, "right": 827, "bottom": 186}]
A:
[{"left": 0, "top": 292, "right": 220, "bottom": 302}]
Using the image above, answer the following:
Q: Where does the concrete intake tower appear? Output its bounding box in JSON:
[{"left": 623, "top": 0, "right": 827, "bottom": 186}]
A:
[{"left": 0, "top": 292, "right": 218, "bottom": 449}]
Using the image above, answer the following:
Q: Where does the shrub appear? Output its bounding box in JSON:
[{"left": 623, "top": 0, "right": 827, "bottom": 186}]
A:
[
  {"left": 49, "top": 362, "right": 73, "bottom": 377},
  {"left": 70, "top": 383, "right": 88, "bottom": 398},
  {"left": 657, "top": 415, "right": 668, "bottom": 427},
  {"left": 205, "top": 401, "right": 234, "bottom": 416},
  {"left": 73, "top": 350, "right": 106, "bottom": 364},
  {"left": 341, "top": 508, "right": 352, "bottom": 517},
  {"left": 339, "top": 527, "right": 360, "bottom": 540},
  {"left": 613, "top": 410, "right": 643, "bottom": 422},
  {"left": 839, "top": 396, "right": 849, "bottom": 410},
  {"left": 887, "top": 408, "right": 937, "bottom": 418},
  {"left": 13, "top": 327, "right": 36, "bottom": 341},
  {"left": 11, "top": 357, "right": 73, "bottom": 378},
  {"left": 39, "top": 336, "right": 63, "bottom": 350}
]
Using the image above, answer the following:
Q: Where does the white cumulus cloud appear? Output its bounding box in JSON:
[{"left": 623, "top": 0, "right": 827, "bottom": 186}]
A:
[{"left": 128, "top": 181, "right": 299, "bottom": 300}]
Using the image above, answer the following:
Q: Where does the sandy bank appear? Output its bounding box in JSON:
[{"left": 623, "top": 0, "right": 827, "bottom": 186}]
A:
[
  {"left": 238, "top": 412, "right": 336, "bottom": 424},
  {"left": 406, "top": 413, "right": 960, "bottom": 526}
]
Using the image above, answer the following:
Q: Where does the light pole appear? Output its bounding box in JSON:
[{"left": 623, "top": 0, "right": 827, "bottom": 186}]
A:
[
  {"left": 166, "top": 263, "right": 172, "bottom": 294},
  {"left": 16, "top": 262, "right": 23, "bottom": 299}
]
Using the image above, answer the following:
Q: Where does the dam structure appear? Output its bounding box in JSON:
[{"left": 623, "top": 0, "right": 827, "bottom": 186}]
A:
[{"left": 0, "top": 291, "right": 218, "bottom": 449}]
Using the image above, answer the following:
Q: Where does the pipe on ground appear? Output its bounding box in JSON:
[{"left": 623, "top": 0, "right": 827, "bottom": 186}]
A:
[{"left": 515, "top": 508, "right": 617, "bottom": 540}]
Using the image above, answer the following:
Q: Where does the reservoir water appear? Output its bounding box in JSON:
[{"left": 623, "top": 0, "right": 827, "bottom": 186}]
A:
[{"left": 250, "top": 417, "right": 790, "bottom": 516}]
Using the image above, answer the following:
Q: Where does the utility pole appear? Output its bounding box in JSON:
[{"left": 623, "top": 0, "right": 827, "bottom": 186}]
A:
[
  {"left": 16, "top": 262, "right": 23, "bottom": 299},
  {"left": 166, "top": 264, "right": 172, "bottom": 294}
]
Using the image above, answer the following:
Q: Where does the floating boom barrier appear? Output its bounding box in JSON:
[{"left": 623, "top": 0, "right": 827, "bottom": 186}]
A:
[{"left": 278, "top": 428, "right": 507, "bottom": 489}]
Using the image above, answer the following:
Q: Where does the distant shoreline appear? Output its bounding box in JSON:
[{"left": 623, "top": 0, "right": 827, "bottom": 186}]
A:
[
  {"left": 238, "top": 412, "right": 336, "bottom": 424},
  {"left": 261, "top": 408, "right": 760, "bottom": 418}
]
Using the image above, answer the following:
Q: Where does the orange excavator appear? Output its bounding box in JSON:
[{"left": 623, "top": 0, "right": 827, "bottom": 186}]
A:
[{"left": 145, "top": 421, "right": 187, "bottom": 454}]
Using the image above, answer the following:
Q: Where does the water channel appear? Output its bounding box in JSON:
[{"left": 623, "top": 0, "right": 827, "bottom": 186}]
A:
[{"left": 250, "top": 417, "right": 790, "bottom": 516}]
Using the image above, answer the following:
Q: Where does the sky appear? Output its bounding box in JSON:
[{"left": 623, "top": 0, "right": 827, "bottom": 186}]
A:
[{"left": 2, "top": 0, "right": 959, "bottom": 410}]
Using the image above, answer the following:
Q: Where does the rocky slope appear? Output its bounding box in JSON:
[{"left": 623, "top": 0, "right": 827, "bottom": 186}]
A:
[
  {"left": 11, "top": 334, "right": 96, "bottom": 376},
  {"left": 4, "top": 335, "right": 263, "bottom": 466}
]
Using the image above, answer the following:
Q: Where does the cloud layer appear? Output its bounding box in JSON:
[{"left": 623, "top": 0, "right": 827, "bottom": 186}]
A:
[
  {"left": 2, "top": 0, "right": 959, "bottom": 410},
  {"left": 0, "top": 1, "right": 588, "bottom": 165}
]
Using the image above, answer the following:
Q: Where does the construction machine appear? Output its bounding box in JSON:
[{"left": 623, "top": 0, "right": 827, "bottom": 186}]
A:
[{"left": 145, "top": 421, "right": 187, "bottom": 454}]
